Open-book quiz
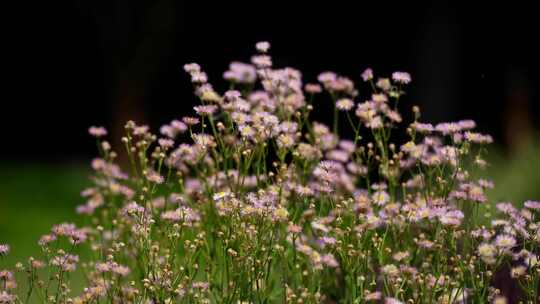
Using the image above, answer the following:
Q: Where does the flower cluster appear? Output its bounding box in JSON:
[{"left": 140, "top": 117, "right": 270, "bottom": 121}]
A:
[{"left": 1, "top": 42, "right": 538, "bottom": 304}]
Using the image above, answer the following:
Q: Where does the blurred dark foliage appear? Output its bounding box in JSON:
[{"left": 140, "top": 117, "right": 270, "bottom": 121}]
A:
[{"left": 4, "top": 0, "right": 539, "bottom": 161}]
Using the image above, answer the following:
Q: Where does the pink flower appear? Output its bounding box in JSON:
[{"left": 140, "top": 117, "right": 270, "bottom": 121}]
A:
[
  {"left": 88, "top": 126, "right": 107, "bottom": 137},
  {"left": 524, "top": 200, "right": 540, "bottom": 210},
  {"left": 361, "top": 68, "right": 373, "bottom": 81},
  {"left": 183, "top": 63, "right": 201, "bottom": 73},
  {"left": 391, "top": 71, "right": 411, "bottom": 84},
  {"left": 336, "top": 98, "right": 354, "bottom": 111},
  {"left": 193, "top": 105, "right": 218, "bottom": 116},
  {"left": 495, "top": 234, "right": 517, "bottom": 249},
  {"left": 0, "top": 244, "right": 9, "bottom": 256},
  {"left": 255, "top": 41, "right": 271, "bottom": 53},
  {"left": 223, "top": 62, "right": 257, "bottom": 84},
  {"left": 305, "top": 83, "right": 322, "bottom": 94},
  {"left": 251, "top": 55, "right": 272, "bottom": 68}
]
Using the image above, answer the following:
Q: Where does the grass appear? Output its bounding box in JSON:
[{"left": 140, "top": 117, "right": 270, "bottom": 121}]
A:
[{"left": 0, "top": 162, "right": 90, "bottom": 267}]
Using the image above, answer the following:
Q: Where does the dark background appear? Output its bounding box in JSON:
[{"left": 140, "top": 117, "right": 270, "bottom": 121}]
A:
[{"left": 4, "top": 0, "right": 539, "bottom": 161}]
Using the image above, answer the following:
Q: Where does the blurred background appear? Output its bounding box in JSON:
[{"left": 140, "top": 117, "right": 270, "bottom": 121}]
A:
[{"left": 2, "top": 0, "right": 539, "bottom": 265}]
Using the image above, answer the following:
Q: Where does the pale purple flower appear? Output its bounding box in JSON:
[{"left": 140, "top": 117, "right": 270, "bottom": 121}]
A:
[
  {"left": 111, "top": 264, "right": 130, "bottom": 277},
  {"left": 146, "top": 170, "right": 164, "bottom": 184},
  {"left": 0, "top": 244, "right": 9, "bottom": 256},
  {"left": 495, "top": 234, "right": 516, "bottom": 249},
  {"left": 391, "top": 71, "right": 411, "bottom": 84},
  {"left": 336, "top": 98, "right": 354, "bottom": 111},
  {"left": 0, "top": 291, "right": 15, "bottom": 304},
  {"left": 190, "top": 71, "right": 208, "bottom": 83},
  {"left": 255, "top": 41, "right": 270, "bottom": 53},
  {"left": 361, "top": 68, "right": 373, "bottom": 81},
  {"left": 411, "top": 122, "right": 434, "bottom": 133},
  {"left": 193, "top": 105, "right": 218, "bottom": 116},
  {"left": 223, "top": 62, "right": 257, "bottom": 84},
  {"left": 158, "top": 138, "right": 174, "bottom": 149},
  {"left": 305, "top": 83, "right": 322, "bottom": 94},
  {"left": 372, "top": 190, "right": 390, "bottom": 206},
  {"left": 464, "top": 132, "right": 493, "bottom": 144},
  {"left": 88, "top": 126, "right": 107, "bottom": 138},
  {"left": 183, "top": 63, "right": 201, "bottom": 73},
  {"left": 251, "top": 55, "right": 272, "bottom": 68},
  {"left": 524, "top": 200, "right": 540, "bottom": 210},
  {"left": 160, "top": 120, "right": 187, "bottom": 138},
  {"left": 321, "top": 254, "right": 339, "bottom": 267},
  {"left": 182, "top": 116, "right": 200, "bottom": 126}
]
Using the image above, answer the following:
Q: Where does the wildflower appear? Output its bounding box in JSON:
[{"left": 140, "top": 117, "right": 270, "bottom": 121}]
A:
[
  {"left": 255, "top": 41, "right": 270, "bottom": 53},
  {"left": 464, "top": 132, "right": 493, "bottom": 144},
  {"left": 439, "top": 209, "right": 464, "bottom": 226},
  {"left": 194, "top": 105, "right": 218, "bottom": 116},
  {"left": 183, "top": 63, "right": 200, "bottom": 73},
  {"left": 182, "top": 116, "right": 200, "bottom": 126},
  {"left": 305, "top": 83, "right": 322, "bottom": 94},
  {"left": 321, "top": 254, "right": 339, "bottom": 267},
  {"left": 372, "top": 190, "right": 390, "bottom": 206},
  {"left": 376, "top": 78, "right": 392, "bottom": 91},
  {"left": 146, "top": 170, "right": 164, "bottom": 184},
  {"left": 251, "top": 55, "right": 272, "bottom": 68},
  {"left": 336, "top": 98, "right": 354, "bottom": 111},
  {"left": 495, "top": 234, "right": 516, "bottom": 250},
  {"left": 51, "top": 254, "right": 79, "bottom": 272},
  {"left": 391, "top": 71, "right": 411, "bottom": 84},
  {"left": 524, "top": 200, "right": 540, "bottom": 210},
  {"left": 191, "top": 281, "right": 209, "bottom": 291},
  {"left": 158, "top": 138, "right": 174, "bottom": 149},
  {"left": 0, "top": 291, "right": 15, "bottom": 304},
  {"left": 510, "top": 265, "right": 527, "bottom": 278},
  {"left": 478, "top": 243, "right": 497, "bottom": 264},
  {"left": 274, "top": 207, "right": 289, "bottom": 221},
  {"left": 361, "top": 68, "right": 373, "bottom": 81},
  {"left": 223, "top": 62, "right": 257, "bottom": 84},
  {"left": 381, "top": 264, "right": 400, "bottom": 277},
  {"left": 277, "top": 133, "right": 295, "bottom": 149},
  {"left": 88, "top": 126, "right": 107, "bottom": 137},
  {"left": 0, "top": 244, "right": 9, "bottom": 256},
  {"left": 392, "top": 251, "right": 410, "bottom": 262},
  {"left": 111, "top": 264, "right": 130, "bottom": 277}
]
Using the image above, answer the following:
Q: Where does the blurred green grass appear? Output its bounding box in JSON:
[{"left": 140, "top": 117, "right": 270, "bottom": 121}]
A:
[{"left": 0, "top": 163, "right": 90, "bottom": 266}]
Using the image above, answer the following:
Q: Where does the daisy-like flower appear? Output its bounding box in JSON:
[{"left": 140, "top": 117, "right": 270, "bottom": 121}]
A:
[
  {"left": 182, "top": 116, "right": 200, "bottom": 126},
  {"left": 336, "top": 98, "right": 354, "bottom": 111},
  {"left": 524, "top": 200, "right": 540, "bottom": 210},
  {"left": 88, "top": 126, "right": 107, "bottom": 137},
  {"left": 251, "top": 55, "right": 272, "bottom": 68},
  {"left": 495, "top": 234, "right": 517, "bottom": 250},
  {"left": 305, "top": 83, "right": 322, "bottom": 94},
  {"left": 183, "top": 63, "right": 200, "bottom": 73},
  {"left": 193, "top": 105, "right": 218, "bottom": 116},
  {"left": 0, "top": 291, "right": 16, "bottom": 304},
  {"left": 223, "top": 62, "right": 257, "bottom": 84},
  {"left": 391, "top": 71, "right": 411, "bottom": 84},
  {"left": 372, "top": 190, "right": 390, "bottom": 206},
  {"left": 361, "top": 68, "right": 373, "bottom": 81},
  {"left": 0, "top": 244, "right": 9, "bottom": 256},
  {"left": 255, "top": 41, "right": 270, "bottom": 53}
]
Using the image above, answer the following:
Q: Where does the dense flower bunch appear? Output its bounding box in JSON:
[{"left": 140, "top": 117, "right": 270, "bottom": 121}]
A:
[{"left": 1, "top": 42, "right": 539, "bottom": 304}]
